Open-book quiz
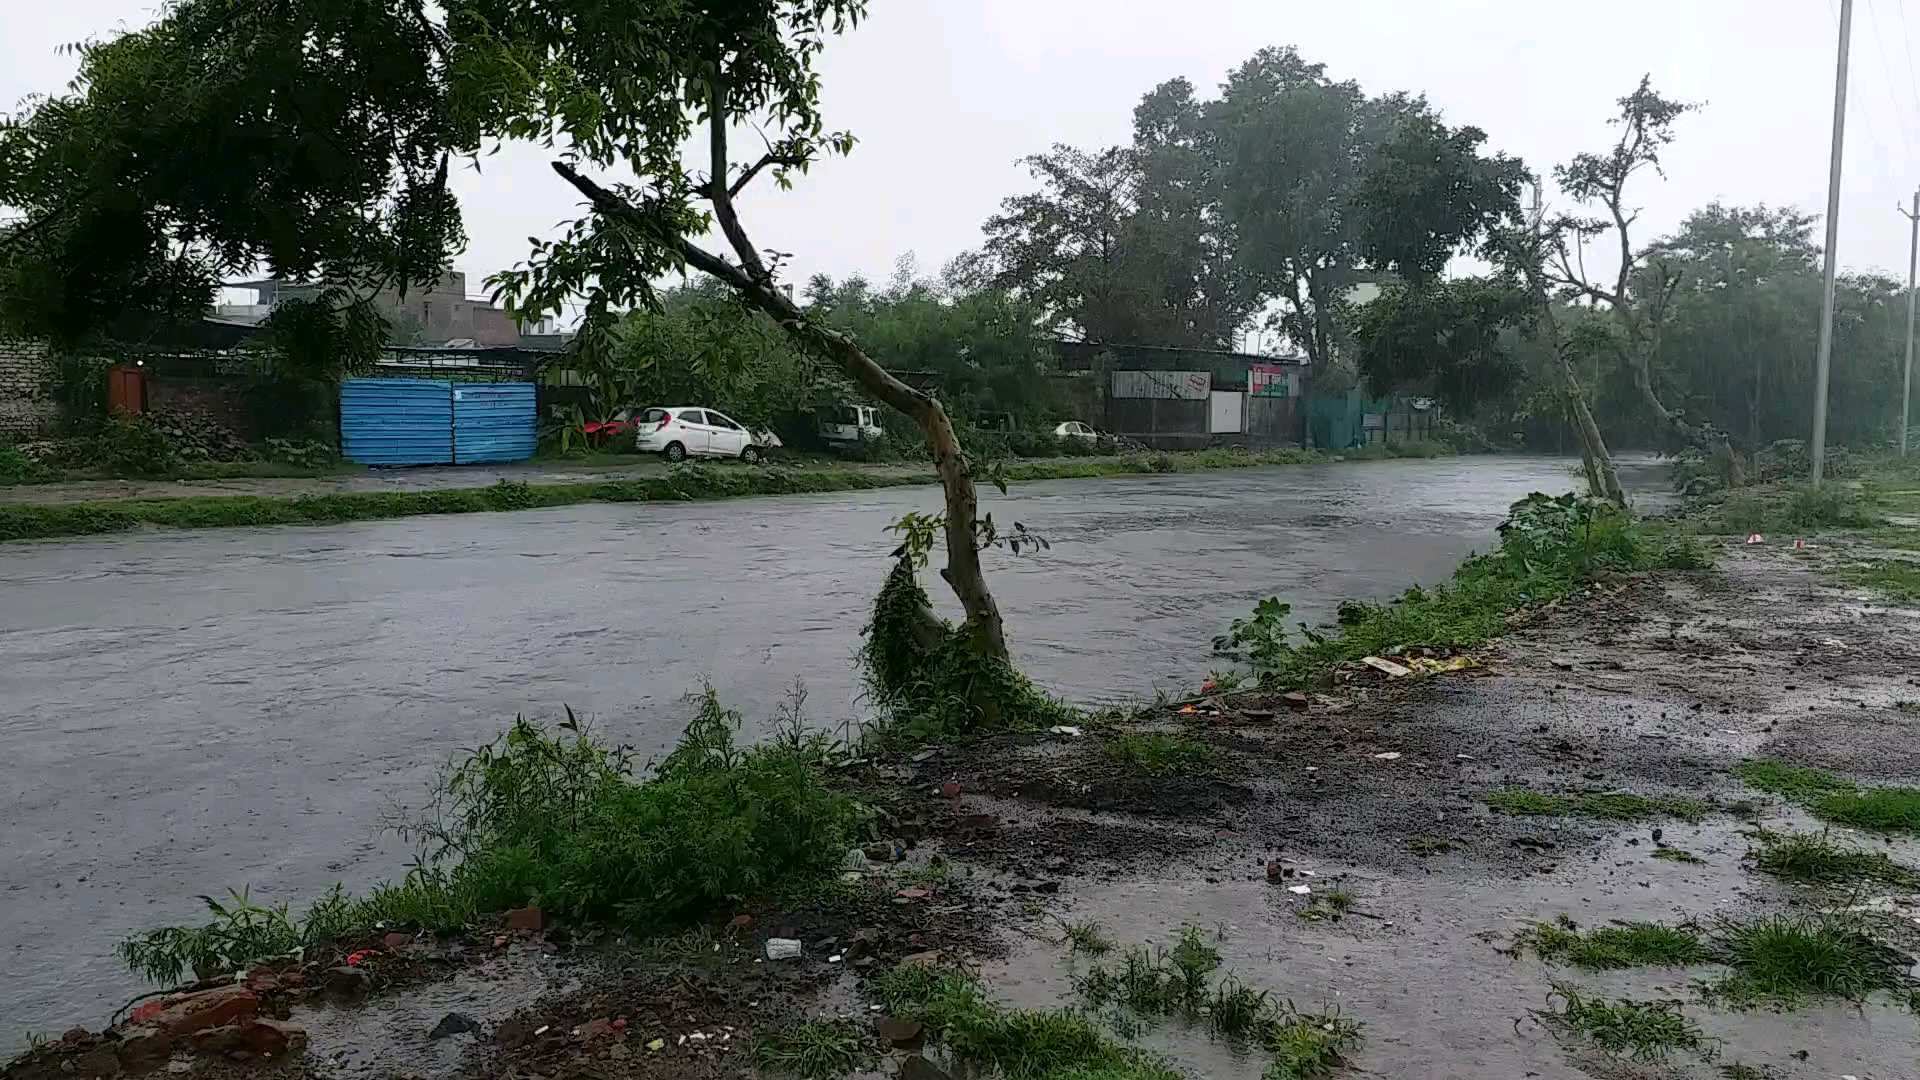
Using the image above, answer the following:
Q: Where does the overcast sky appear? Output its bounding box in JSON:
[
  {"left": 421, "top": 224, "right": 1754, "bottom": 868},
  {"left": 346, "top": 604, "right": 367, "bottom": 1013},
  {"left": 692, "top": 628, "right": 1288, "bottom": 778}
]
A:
[{"left": 10, "top": 0, "right": 1920, "bottom": 322}]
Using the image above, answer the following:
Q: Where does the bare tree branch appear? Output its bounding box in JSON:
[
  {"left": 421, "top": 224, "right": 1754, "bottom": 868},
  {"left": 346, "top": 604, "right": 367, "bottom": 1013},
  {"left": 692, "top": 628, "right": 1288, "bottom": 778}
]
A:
[{"left": 727, "top": 151, "right": 806, "bottom": 199}]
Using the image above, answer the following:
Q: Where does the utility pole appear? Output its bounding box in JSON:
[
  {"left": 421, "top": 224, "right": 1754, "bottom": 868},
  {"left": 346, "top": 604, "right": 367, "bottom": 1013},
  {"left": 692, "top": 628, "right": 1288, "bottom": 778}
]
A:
[
  {"left": 1901, "top": 190, "right": 1918, "bottom": 457},
  {"left": 1811, "top": 0, "right": 1854, "bottom": 485}
]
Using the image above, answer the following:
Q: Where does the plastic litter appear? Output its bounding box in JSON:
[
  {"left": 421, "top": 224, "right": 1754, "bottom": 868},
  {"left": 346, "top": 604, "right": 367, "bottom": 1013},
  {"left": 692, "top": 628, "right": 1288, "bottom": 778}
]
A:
[
  {"left": 1287, "top": 884, "right": 1312, "bottom": 895},
  {"left": 1048, "top": 725, "right": 1084, "bottom": 737},
  {"left": 1373, "top": 751, "right": 1402, "bottom": 761},
  {"left": 1745, "top": 533, "right": 1765, "bottom": 545},
  {"left": 764, "top": 938, "right": 802, "bottom": 961}
]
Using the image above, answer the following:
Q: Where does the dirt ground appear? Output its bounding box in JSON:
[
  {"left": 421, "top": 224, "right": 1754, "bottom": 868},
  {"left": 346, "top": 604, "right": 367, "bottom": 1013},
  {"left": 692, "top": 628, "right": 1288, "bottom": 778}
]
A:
[{"left": 11, "top": 537, "right": 1920, "bottom": 1080}]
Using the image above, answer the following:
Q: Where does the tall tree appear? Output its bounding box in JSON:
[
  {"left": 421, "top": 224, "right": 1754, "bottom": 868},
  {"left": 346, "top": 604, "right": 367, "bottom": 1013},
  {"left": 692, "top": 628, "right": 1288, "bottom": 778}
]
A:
[
  {"left": 2, "top": 0, "right": 1023, "bottom": 667},
  {"left": 1542, "top": 77, "right": 1745, "bottom": 481},
  {"left": 1204, "top": 47, "right": 1526, "bottom": 365},
  {"left": 1350, "top": 277, "right": 1530, "bottom": 413},
  {"left": 0, "top": 0, "right": 462, "bottom": 358}
]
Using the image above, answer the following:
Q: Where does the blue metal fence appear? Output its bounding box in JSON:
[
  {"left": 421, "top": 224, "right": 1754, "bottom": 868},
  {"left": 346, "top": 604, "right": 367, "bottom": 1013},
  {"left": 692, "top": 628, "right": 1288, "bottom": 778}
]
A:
[
  {"left": 339, "top": 378, "right": 537, "bottom": 466},
  {"left": 340, "top": 379, "right": 454, "bottom": 466},
  {"left": 452, "top": 383, "right": 538, "bottom": 464}
]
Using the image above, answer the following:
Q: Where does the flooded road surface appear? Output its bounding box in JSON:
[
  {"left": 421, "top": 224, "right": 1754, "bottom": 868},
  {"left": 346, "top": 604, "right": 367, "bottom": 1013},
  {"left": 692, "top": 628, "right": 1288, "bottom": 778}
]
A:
[{"left": 0, "top": 455, "right": 1623, "bottom": 1041}]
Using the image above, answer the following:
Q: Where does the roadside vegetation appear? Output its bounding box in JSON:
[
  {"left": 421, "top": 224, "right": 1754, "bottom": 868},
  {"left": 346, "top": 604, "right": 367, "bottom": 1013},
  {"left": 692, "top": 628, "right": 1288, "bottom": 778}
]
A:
[
  {"left": 1519, "top": 917, "right": 1709, "bottom": 970},
  {"left": 1749, "top": 828, "right": 1920, "bottom": 886},
  {"left": 1736, "top": 759, "right": 1920, "bottom": 834},
  {"left": 1101, "top": 733, "right": 1216, "bottom": 778},
  {"left": 0, "top": 448, "right": 1328, "bottom": 543},
  {"left": 1487, "top": 789, "right": 1709, "bottom": 822},
  {"left": 1543, "top": 986, "right": 1715, "bottom": 1063},
  {"left": 116, "top": 691, "right": 860, "bottom": 984},
  {"left": 1214, "top": 492, "right": 1708, "bottom": 691}
]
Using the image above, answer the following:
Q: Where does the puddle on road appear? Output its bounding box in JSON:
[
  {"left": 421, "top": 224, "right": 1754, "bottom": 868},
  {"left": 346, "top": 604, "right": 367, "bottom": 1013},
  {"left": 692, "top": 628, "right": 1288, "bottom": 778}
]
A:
[
  {"left": 298, "top": 947, "right": 573, "bottom": 1079},
  {"left": 972, "top": 815, "right": 1920, "bottom": 1080}
]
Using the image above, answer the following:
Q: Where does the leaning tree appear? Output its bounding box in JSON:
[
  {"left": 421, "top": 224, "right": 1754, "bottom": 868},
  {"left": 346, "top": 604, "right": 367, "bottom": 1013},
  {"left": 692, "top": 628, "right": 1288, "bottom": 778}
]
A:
[
  {"left": 1543, "top": 76, "right": 1745, "bottom": 483},
  {"left": 1, "top": 0, "right": 1035, "bottom": 673}
]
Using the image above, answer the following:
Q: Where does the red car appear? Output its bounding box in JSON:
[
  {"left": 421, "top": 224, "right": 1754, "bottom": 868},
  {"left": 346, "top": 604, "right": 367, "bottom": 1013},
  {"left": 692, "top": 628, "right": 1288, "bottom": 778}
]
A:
[{"left": 580, "top": 409, "right": 641, "bottom": 446}]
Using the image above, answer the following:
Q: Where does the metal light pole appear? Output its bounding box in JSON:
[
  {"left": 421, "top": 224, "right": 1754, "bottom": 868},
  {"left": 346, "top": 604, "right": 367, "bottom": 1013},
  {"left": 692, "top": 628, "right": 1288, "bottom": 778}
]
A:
[
  {"left": 1901, "top": 190, "right": 1918, "bottom": 456},
  {"left": 1811, "top": 0, "right": 1854, "bottom": 485}
]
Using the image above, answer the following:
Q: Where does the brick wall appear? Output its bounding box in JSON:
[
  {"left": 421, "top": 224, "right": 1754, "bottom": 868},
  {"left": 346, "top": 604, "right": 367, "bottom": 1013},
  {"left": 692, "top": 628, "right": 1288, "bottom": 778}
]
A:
[{"left": 0, "top": 339, "right": 58, "bottom": 440}]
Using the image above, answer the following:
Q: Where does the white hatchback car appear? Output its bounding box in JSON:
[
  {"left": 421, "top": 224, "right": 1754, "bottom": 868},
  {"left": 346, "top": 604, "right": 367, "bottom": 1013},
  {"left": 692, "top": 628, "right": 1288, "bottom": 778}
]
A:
[
  {"left": 636, "top": 406, "right": 769, "bottom": 463},
  {"left": 1052, "top": 421, "right": 1100, "bottom": 441}
]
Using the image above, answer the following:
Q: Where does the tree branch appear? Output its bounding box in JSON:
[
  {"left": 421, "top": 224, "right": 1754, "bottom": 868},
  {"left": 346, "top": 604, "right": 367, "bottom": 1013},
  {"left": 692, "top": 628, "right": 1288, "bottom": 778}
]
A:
[
  {"left": 704, "top": 70, "right": 769, "bottom": 283},
  {"left": 727, "top": 151, "right": 805, "bottom": 200}
]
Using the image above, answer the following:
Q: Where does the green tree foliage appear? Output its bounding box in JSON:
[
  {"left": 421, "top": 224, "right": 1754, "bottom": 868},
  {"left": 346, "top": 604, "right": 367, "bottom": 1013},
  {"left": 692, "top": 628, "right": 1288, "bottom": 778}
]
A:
[
  {"left": 607, "top": 278, "right": 822, "bottom": 431},
  {"left": 807, "top": 261, "right": 1059, "bottom": 425},
  {"left": 0, "top": 0, "right": 463, "bottom": 354},
  {"left": 1205, "top": 47, "right": 1526, "bottom": 365},
  {"left": 1351, "top": 277, "right": 1532, "bottom": 411}
]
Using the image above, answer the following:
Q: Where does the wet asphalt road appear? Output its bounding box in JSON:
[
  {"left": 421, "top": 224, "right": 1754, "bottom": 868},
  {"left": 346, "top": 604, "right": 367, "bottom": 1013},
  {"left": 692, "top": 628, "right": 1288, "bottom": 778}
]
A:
[{"left": 0, "top": 455, "right": 1619, "bottom": 1041}]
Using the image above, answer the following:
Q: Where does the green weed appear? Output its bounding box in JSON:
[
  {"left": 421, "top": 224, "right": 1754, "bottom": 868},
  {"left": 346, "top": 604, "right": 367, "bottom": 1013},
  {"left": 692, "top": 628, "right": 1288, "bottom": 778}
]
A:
[
  {"left": 1652, "top": 847, "right": 1704, "bottom": 864},
  {"left": 1486, "top": 789, "right": 1708, "bottom": 822},
  {"left": 1207, "top": 978, "right": 1272, "bottom": 1038},
  {"left": 874, "top": 963, "right": 1180, "bottom": 1080},
  {"left": 1408, "top": 836, "right": 1455, "bottom": 856},
  {"left": 1750, "top": 829, "right": 1919, "bottom": 885},
  {"left": 1706, "top": 914, "right": 1912, "bottom": 1006},
  {"left": 1736, "top": 758, "right": 1920, "bottom": 834},
  {"left": 1296, "top": 891, "right": 1354, "bottom": 923},
  {"left": 751, "top": 1020, "right": 878, "bottom": 1079},
  {"left": 1519, "top": 918, "right": 1709, "bottom": 970},
  {"left": 1261, "top": 1004, "right": 1364, "bottom": 1079},
  {"left": 1218, "top": 493, "right": 1678, "bottom": 690},
  {"left": 1545, "top": 986, "right": 1714, "bottom": 1062},
  {"left": 1101, "top": 733, "right": 1215, "bottom": 778},
  {"left": 1718, "top": 1064, "right": 1775, "bottom": 1080},
  {"left": 1061, "top": 919, "right": 1113, "bottom": 956},
  {"left": 1832, "top": 559, "right": 1920, "bottom": 603},
  {"left": 120, "top": 691, "right": 858, "bottom": 983}
]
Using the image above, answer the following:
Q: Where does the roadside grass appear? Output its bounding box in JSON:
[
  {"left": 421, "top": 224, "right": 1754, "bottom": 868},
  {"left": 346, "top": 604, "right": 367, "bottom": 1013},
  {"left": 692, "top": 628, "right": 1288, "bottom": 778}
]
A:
[
  {"left": 0, "top": 456, "right": 365, "bottom": 487},
  {"left": 1519, "top": 917, "right": 1710, "bottom": 970},
  {"left": 1696, "top": 483, "right": 1885, "bottom": 536},
  {"left": 117, "top": 689, "right": 859, "bottom": 984},
  {"left": 1060, "top": 918, "right": 1114, "bottom": 956},
  {"left": 751, "top": 1020, "right": 879, "bottom": 1079},
  {"left": 1652, "top": 847, "right": 1705, "bottom": 864},
  {"left": 1832, "top": 558, "right": 1920, "bottom": 603},
  {"left": 1736, "top": 758, "right": 1920, "bottom": 834},
  {"left": 1408, "top": 836, "right": 1455, "bottom": 856},
  {"left": 1703, "top": 915, "right": 1912, "bottom": 1007},
  {"left": 1261, "top": 1005, "right": 1364, "bottom": 1079},
  {"left": 872, "top": 963, "right": 1182, "bottom": 1080},
  {"left": 1101, "top": 733, "right": 1215, "bottom": 778},
  {"left": 1544, "top": 986, "right": 1715, "bottom": 1062},
  {"left": 1295, "top": 890, "right": 1354, "bottom": 923},
  {"left": 0, "top": 449, "right": 1333, "bottom": 542},
  {"left": 1486, "top": 789, "right": 1709, "bottom": 822},
  {"left": 1060, "top": 924, "right": 1364, "bottom": 1078},
  {"left": 1749, "top": 829, "right": 1920, "bottom": 886},
  {"left": 1217, "top": 493, "right": 1707, "bottom": 692}
]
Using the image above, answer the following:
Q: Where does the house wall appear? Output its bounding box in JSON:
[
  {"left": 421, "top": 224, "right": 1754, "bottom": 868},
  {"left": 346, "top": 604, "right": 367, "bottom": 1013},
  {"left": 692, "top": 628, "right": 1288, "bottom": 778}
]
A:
[{"left": 0, "top": 340, "right": 58, "bottom": 439}]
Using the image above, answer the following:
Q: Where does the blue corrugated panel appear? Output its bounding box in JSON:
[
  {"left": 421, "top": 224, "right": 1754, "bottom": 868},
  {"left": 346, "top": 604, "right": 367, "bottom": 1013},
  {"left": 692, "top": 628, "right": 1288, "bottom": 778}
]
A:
[
  {"left": 452, "top": 382, "right": 538, "bottom": 464},
  {"left": 339, "top": 379, "right": 454, "bottom": 466}
]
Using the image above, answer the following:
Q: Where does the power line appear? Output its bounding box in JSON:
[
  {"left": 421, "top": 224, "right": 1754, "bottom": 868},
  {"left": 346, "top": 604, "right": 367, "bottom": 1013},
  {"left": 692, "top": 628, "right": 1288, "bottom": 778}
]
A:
[
  {"left": 1897, "top": 0, "right": 1920, "bottom": 115},
  {"left": 1864, "top": 0, "right": 1919, "bottom": 160}
]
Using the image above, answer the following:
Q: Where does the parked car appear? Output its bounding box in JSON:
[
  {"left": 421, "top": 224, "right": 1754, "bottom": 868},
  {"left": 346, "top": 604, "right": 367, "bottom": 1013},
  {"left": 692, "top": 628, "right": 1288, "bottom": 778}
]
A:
[
  {"left": 1052, "top": 420, "right": 1100, "bottom": 442},
  {"left": 635, "top": 406, "right": 776, "bottom": 463},
  {"left": 819, "top": 403, "right": 885, "bottom": 446},
  {"left": 580, "top": 408, "right": 641, "bottom": 446}
]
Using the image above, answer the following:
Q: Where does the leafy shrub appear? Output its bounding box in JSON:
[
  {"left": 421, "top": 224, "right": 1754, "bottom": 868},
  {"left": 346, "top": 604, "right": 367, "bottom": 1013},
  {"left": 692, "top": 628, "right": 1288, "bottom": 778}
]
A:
[
  {"left": 262, "top": 438, "right": 340, "bottom": 469},
  {"left": 1219, "top": 492, "right": 1663, "bottom": 687},
  {"left": 118, "top": 693, "right": 859, "bottom": 983},
  {"left": 0, "top": 444, "right": 51, "bottom": 484},
  {"left": 117, "top": 885, "right": 358, "bottom": 985},
  {"left": 415, "top": 694, "right": 860, "bottom": 925},
  {"left": 860, "top": 557, "right": 1075, "bottom": 743}
]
